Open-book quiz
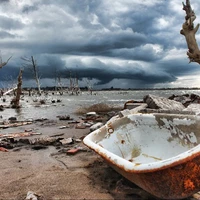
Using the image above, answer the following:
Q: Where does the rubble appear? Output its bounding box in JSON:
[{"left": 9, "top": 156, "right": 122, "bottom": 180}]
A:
[
  {"left": 59, "top": 138, "right": 73, "bottom": 145},
  {"left": 0, "top": 121, "right": 33, "bottom": 129},
  {"left": 25, "top": 191, "right": 41, "bottom": 200},
  {"left": 0, "top": 147, "right": 9, "bottom": 152},
  {"left": 0, "top": 132, "right": 41, "bottom": 138},
  {"left": 143, "top": 94, "right": 185, "bottom": 111},
  {"left": 29, "top": 137, "right": 57, "bottom": 145},
  {"left": 90, "top": 122, "right": 103, "bottom": 132},
  {"left": 57, "top": 115, "right": 73, "bottom": 120}
]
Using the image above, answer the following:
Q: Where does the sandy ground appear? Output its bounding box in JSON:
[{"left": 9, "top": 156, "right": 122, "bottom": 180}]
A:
[{"left": 0, "top": 118, "right": 197, "bottom": 200}]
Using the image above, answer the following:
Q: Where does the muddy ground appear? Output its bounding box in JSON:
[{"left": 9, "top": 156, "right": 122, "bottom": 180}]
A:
[{"left": 0, "top": 117, "right": 198, "bottom": 200}]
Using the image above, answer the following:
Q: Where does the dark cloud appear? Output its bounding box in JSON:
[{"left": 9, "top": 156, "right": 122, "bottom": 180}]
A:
[
  {"left": 0, "top": 0, "right": 199, "bottom": 88},
  {"left": 0, "top": 0, "right": 9, "bottom": 3},
  {"left": 0, "top": 15, "right": 24, "bottom": 30},
  {"left": 0, "top": 31, "right": 16, "bottom": 38},
  {"left": 22, "top": 4, "right": 39, "bottom": 14}
]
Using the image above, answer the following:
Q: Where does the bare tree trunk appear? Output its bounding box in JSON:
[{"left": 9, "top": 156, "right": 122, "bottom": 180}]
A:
[
  {"left": 22, "top": 56, "right": 42, "bottom": 95},
  {"left": 181, "top": 0, "right": 200, "bottom": 64},
  {"left": 11, "top": 69, "right": 23, "bottom": 108},
  {"left": 31, "top": 56, "right": 41, "bottom": 95}
]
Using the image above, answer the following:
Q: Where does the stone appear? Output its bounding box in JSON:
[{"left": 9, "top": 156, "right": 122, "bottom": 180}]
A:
[
  {"left": 143, "top": 94, "right": 185, "bottom": 111},
  {"left": 60, "top": 138, "right": 73, "bottom": 145},
  {"left": 90, "top": 122, "right": 103, "bottom": 132},
  {"left": 67, "top": 148, "right": 80, "bottom": 155},
  {"left": 184, "top": 103, "right": 200, "bottom": 115}
]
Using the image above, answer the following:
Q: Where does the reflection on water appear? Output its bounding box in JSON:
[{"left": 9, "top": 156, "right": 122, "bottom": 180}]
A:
[{"left": 0, "top": 89, "right": 200, "bottom": 121}]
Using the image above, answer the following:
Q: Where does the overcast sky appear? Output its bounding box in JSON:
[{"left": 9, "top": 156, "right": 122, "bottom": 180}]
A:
[{"left": 0, "top": 0, "right": 200, "bottom": 89}]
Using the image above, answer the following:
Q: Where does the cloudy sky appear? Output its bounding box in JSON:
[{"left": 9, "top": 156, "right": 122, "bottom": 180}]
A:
[{"left": 0, "top": 0, "right": 200, "bottom": 89}]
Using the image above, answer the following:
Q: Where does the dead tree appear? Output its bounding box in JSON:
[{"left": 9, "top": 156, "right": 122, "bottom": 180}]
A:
[
  {"left": 181, "top": 0, "right": 200, "bottom": 64},
  {"left": 0, "top": 52, "right": 12, "bottom": 69},
  {"left": 11, "top": 69, "right": 23, "bottom": 108},
  {"left": 22, "top": 56, "right": 42, "bottom": 95}
]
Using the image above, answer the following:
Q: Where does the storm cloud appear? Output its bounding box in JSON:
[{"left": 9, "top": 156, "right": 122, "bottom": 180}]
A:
[{"left": 0, "top": 0, "right": 200, "bottom": 89}]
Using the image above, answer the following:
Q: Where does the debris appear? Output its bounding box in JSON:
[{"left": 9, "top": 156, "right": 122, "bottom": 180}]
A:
[
  {"left": 25, "top": 191, "right": 40, "bottom": 200},
  {"left": 184, "top": 103, "right": 200, "bottom": 115},
  {"left": 67, "top": 148, "right": 80, "bottom": 155},
  {"left": 0, "top": 147, "right": 9, "bottom": 152},
  {"left": 75, "top": 138, "right": 82, "bottom": 143},
  {"left": 75, "top": 123, "right": 87, "bottom": 129},
  {"left": 0, "top": 121, "right": 33, "bottom": 129},
  {"left": 50, "top": 133, "right": 64, "bottom": 137},
  {"left": 25, "top": 129, "right": 33, "bottom": 132},
  {"left": 29, "top": 136, "right": 56, "bottom": 145},
  {"left": 86, "top": 112, "right": 97, "bottom": 117},
  {"left": 0, "top": 132, "right": 41, "bottom": 138},
  {"left": 59, "top": 125, "right": 70, "bottom": 129},
  {"left": 90, "top": 122, "right": 103, "bottom": 132},
  {"left": 8, "top": 117, "right": 17, "bottom": 121},
  {"left": 143, "top": 94, "right": 185, "bottom": 111},
  {"left": 193, "top": 192, "right": 200, "bottom": 199},
  {"left": 57, "top": 115, "right": 73, "bottom": 120},
  {"left": 60, "top": 138, "right": 73, "bottom": 145}
]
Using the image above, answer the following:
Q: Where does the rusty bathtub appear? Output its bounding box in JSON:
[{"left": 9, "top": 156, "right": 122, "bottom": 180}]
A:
[{"left": 83, "top": 113, "right": 200, "bottom": 199}]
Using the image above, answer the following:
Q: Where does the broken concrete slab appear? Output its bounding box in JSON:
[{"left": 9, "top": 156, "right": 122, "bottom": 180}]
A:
[
  {"left": 143, "top": 94, "right": 185, "bottom": 111},
  {"left": 183, "top": 103, "right": 200, "bottom": 115}
]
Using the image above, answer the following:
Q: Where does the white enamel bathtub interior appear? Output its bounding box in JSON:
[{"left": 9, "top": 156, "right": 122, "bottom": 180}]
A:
[{"left": 83, "top": 113, "right": 200, "bottom": 171}]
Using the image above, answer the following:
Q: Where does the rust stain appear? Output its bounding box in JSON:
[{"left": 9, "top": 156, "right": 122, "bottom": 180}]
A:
[
  {"left": 86, "top": 145, "right": 200, "bottom": 199},
  {"left": 142, "top": 153, "right": 162, "bottom": 161},
  {"left": 184, "top": 179, "right": 195, "bottom": 192},
  {"left": 121, "top": 140, "right": 125, "bottom": 144}
]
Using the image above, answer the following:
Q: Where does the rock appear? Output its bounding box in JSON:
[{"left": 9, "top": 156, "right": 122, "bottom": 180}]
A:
[
  {"left": 0, "top": 105, "right": 4, "bottom": 111},
  {"left": 75, "top": 123, "right": 87, "bottom": 129},
  {"left": 183, "top": 103, "right": 200, "bottom": 115},
  {"left": 8, "top": 117, "right": 17, "bottom": 121},
  {"left": 57, "top": 115, "right": 72, "bottom": 120},
  {"left": 75, "top": 138, "right": 82, "bottom": 143},
  {"left": 35, "top": 118, "right": 48, "bottom": 122},
  {"left": 86, "top": 112, "right": 97, "bottom": 117},
  {"left": 59, "top": 125, "right": 70, "bottom": 129},
  {"left": 0, "top": 147, "right": 9, "bottom": 152},
  {"left": 29, "top": 137, "right": 57, "bottom": 145},
  {"left": 143, "top": 94, "right": 185, "bottom": 111},
  {"left": 90, "top": 122, "right": 103, "bottom": 132},
  {"left": 25, "top": 191, "right": 40, "bottom": 200},
  {"left": 193, "top": 191, "right": 200, "bottom": 199},
  {"left": 60, "top": 138, "right": 73, "bottom": 145}
]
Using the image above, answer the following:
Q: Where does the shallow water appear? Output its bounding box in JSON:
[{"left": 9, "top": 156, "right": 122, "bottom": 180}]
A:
[{"left": 1, "top": 89, "right": 200, "bottom": 121}]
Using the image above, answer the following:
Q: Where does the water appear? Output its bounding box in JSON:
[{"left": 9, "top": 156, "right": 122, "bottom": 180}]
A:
[{"left": 1, "top": 89, "right": 200, "bottom": 121}]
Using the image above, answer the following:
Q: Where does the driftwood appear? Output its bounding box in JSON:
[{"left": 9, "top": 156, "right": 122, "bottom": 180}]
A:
[
  {"left": 181, "top": 0, "right": 200, "bottom": 64},
  {"left": 3, "top": 87, "right": 17, "bottom": 96}
]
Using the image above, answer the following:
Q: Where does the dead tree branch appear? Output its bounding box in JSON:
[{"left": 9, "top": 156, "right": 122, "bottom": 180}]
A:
[
  {"left": 0, "top": 55, "right": 12, "bottom": 69},
  {"left": 21, "top": 56, "right": 41, "bottom": 95},
  {"left": 180, "top": 0, "right": 200, "bottom": 64}
]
